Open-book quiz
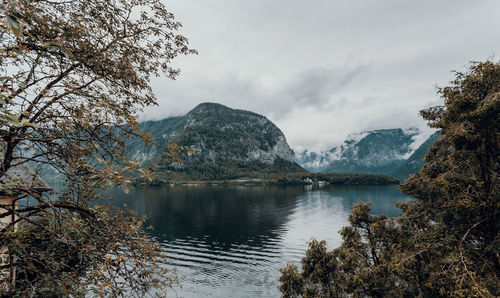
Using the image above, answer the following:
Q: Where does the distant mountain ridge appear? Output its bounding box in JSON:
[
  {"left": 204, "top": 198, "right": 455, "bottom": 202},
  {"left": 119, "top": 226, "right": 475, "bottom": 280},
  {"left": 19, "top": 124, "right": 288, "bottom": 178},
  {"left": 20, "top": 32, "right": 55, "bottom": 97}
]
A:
[
  {"left": 296, "top": 129, "right": 438, "bottom": 179},
  {"left": 34, "top": 102, "right": 434, "bottom": 184},
  {"left": 126, "top": 102, "right": 304, "bottom": 180}
]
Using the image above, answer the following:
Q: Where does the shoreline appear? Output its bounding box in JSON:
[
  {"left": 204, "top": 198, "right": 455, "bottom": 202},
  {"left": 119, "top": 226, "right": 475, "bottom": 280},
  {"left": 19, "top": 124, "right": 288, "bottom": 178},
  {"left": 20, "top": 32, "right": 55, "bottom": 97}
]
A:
[{"left": 138, "top": 172, "right": 401, "bottom": 187}]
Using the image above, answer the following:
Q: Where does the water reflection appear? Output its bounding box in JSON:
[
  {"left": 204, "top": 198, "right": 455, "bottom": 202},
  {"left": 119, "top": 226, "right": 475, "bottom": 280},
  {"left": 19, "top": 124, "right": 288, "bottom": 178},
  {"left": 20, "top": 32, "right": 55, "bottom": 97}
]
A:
[
  {"left": 108, "top": 184, "right": 411, "bottom": 297},
  {"left": 109, "top": 186, "right": 303, "bottom": 247}
]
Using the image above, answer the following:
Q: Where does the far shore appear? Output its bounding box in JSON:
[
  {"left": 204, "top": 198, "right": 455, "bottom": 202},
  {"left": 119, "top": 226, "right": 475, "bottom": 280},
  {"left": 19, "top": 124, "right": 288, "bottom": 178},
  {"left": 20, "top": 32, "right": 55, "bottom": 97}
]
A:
[{"left": 137, "top": 172, "right": 401, "bottom": 187}]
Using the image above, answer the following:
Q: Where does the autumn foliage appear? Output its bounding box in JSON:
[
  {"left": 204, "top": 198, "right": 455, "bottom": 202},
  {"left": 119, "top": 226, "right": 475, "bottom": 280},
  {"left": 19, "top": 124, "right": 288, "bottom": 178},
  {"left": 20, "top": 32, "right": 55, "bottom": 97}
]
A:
[
  {"left": 279, "top": 61, "right": 500, "bottom": 297},
  {"left": 0, "top": 0, "right": 194, "bottom": 296}
]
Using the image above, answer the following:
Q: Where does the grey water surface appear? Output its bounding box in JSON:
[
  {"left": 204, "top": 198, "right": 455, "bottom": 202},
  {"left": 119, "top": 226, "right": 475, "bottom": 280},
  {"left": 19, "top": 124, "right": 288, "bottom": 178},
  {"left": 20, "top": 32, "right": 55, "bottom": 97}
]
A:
[{"left": 109, "top": 184, "right": 411, "bottom": 297}]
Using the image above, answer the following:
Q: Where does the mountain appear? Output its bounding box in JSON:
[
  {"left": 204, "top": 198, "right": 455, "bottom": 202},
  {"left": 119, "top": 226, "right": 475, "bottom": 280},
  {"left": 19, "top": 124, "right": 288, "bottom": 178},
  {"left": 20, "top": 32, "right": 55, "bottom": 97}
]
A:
[
  {"left": 390, "top": 132, "right": 441, "bottom": 179},
  {"left": 127, "top": 102, "right": 304, "bottom": 180},
  {"left": 296, "top": 128, "right": 423, "bottom": 175}
]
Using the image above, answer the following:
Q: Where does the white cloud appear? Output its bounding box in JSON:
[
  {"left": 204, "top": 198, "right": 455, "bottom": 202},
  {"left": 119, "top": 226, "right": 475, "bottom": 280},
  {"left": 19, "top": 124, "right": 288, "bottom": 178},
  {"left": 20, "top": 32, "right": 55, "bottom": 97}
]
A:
[{"left": 141, "top": 0, "right": 500, "bottom": 151}]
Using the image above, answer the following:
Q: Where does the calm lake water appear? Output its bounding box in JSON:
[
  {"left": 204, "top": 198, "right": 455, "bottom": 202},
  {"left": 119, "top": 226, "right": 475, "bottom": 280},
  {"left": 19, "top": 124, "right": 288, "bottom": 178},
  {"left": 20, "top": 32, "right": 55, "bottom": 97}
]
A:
[{"left": 109, "top": 184, "right": 411, "bottom": 297}]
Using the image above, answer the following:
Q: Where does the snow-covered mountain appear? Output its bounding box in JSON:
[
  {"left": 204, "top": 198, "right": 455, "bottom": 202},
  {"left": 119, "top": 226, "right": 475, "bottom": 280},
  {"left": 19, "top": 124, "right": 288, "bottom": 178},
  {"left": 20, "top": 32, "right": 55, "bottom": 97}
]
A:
[{"left": 296, "top": 128, "right": 433, "bottom": 177}]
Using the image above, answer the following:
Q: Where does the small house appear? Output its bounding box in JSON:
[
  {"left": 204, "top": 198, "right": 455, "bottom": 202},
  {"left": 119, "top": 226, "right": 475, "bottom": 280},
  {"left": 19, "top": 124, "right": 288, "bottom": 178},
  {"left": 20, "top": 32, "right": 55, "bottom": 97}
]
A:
[
  {"left": 0, "top": 163, "right": 52, "bottom": 228},
  {"left": 0, "top": 163, "right": 51, "bottom": 287}
]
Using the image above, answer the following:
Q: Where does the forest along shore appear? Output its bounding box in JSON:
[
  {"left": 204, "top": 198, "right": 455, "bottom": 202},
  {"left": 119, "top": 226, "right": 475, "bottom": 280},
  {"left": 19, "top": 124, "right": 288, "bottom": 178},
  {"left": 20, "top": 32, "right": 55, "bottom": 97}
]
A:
[{"left": 136, "top": 172, "right": 401, "bottom": 187}]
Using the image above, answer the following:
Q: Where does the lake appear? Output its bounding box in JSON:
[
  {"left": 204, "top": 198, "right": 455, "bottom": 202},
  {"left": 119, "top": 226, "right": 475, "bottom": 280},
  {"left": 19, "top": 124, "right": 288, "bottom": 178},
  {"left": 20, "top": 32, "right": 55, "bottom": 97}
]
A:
[{"left": 109, "top": 184, "right": 412, "bottom": 297}]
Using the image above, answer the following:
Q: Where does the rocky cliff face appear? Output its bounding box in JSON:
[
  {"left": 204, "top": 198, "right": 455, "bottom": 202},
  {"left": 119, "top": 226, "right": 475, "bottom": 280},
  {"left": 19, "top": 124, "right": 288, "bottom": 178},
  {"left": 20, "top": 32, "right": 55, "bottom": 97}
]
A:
[
  {"left": 126, "top": 102, "right": 303, "bottom": 179},
  {"left": 296, "top": 128, "right": 423, "bottom": 175},
  {"left": 176, "top": 102, "right": 296, "bottom": 164}
]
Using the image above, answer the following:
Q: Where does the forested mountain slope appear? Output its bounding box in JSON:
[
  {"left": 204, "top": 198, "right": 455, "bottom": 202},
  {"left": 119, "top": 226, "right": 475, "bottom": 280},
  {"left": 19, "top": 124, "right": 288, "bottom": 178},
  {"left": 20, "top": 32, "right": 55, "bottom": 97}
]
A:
[{"left": 126, "top": 102, "right": 304, "bottom": 180}]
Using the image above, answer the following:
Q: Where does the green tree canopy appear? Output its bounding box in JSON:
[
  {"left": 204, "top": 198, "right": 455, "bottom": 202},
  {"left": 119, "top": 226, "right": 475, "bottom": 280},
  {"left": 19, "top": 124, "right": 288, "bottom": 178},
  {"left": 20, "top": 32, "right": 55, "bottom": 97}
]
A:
[
  {"left": 279, "top": 61, "right": 500, "bottom": 297},
  {"left": 0, "top": 0, "right": 195, "bottom": 296}
]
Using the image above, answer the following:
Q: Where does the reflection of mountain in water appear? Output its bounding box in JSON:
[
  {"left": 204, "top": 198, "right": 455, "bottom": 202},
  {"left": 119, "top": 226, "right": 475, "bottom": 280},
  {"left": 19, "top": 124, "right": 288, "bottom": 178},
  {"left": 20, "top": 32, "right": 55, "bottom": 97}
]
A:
[
  {"left": 107, "top": 185, "right": 412, "bottom": 297},
  {"left": 109, "top": 186, "right": 304, "bottom": 249}
]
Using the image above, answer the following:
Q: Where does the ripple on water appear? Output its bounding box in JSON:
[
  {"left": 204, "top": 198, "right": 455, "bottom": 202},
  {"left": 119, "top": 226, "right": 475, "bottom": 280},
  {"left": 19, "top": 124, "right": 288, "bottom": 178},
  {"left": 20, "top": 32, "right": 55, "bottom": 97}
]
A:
[{"left": 109, "top": 185, "right": 411, "bottom": 297}]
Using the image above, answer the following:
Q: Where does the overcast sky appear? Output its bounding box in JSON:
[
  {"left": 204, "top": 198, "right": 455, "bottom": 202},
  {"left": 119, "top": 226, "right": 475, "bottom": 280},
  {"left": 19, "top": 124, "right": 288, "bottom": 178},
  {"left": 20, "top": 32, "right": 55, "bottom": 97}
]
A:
[{"left": 142, "top": 0, "right": 500, "bottom": 152}]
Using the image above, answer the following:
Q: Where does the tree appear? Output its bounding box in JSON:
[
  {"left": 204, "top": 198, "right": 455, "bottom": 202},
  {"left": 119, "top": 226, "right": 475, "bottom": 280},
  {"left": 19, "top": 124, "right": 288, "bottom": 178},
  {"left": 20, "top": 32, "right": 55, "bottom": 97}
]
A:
[
  {"left": 279, "top": 61, "right": 500, "bottom": 297},
  {"left": 0, "top": 0, "right": 195, "bottom": 296}
]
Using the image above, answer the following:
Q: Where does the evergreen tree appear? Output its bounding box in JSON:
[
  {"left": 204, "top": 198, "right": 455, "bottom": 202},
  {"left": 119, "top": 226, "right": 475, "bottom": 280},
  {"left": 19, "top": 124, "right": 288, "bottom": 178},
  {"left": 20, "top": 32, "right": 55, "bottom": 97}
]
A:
[{"left": 279, "top": 61, "right": 500, "bottom": 297}]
